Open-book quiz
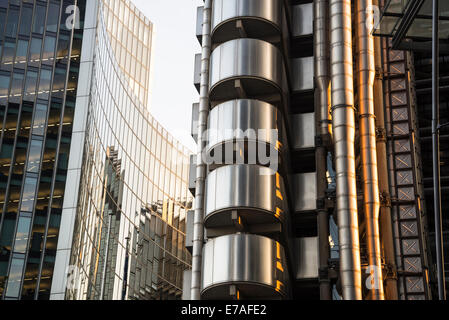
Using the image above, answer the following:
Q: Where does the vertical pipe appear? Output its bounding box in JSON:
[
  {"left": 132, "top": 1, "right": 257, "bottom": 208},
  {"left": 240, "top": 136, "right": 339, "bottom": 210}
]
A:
[
  {"left": 330, "top": 0, "right": 362, "bottom": 300},
  {"left": 314, "top": 0, "right": 332, "bottom": 300},
  {"left": 372, "top": 0, "right": 399, "bottom": 300},
  {"left": 432, "top": 0, "right": 446, "bottom": 301},
  {"left": 191, "top": 0, "right": 212, "bottom": 301},
  {"left": 356, "top": 0, "right": 385, "bottom": 300}
]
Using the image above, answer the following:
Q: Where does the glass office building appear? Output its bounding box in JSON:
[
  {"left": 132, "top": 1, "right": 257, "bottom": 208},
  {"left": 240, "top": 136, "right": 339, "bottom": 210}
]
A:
[
  {"left": 1, "top": 0, "right": 193, "bottom": 300},
  {"left": 0, "top": 0, "right": 86, "bottom": 300}
]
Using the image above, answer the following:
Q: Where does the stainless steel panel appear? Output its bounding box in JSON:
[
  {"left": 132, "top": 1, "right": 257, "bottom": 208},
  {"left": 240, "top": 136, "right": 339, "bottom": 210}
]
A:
[
  {"left": 295, "top": 237, "right": 319, "bottom": 279},
  {"left": 194, "top": 53, "right": 201, "bottom": 93},
  {"left": 191, "top": 103, "right": 199, "bottom": 143},
  {"left": 189, "top": 154, "right": 197, "bottom": 195},
  {"left": 185, "top": 210, "right": 194, "bottom": 253},
  {"left": 209, "top": 38, "right": 285, "bottom": 101},
  {"left": 182, "top": 270, "right": 192, "bottom": 300},
  {"left": 292, "top": 172, "right": 317, "bottom": 212},
  {"left": 211, "top": 0, "right": 282, "bottom": 43},
  {"left": 205, "top": 164, "right": 286, "bottom": 227},
  {"left": 291, "top": 56, "right": 314, "bottom": 92},
  {"left": 207, "top": 99, "right": 284, "bottom": 154},
  {"left": 201, "top": 234, "right": 289, "bottom": 299},
  {"left": 291, "top": 113, "right": 315, "bottom": 150},
  {"left": 292, "top": 3, "right": 313, "bottom": 37},
  {"left": 196, "top": 6, "right": 204, "bottom": 44}
]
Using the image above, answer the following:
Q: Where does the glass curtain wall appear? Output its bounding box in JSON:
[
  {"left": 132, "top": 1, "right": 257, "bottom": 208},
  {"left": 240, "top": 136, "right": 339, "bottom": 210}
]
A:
[
  {"left": 0, "top": 0, "right": 86, "bottom": 300},
  {"left": 66, "top": 0, "right": 193, "bottom": 301}
]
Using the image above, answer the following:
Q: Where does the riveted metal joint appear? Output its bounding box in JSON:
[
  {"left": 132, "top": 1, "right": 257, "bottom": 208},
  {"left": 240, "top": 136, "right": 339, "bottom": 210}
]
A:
[
  {"left": 380, "top": 191, "right": 391, "bottom": 208},
  {"left": 376, "top": 127, "right": 387, "bottom": 142}
]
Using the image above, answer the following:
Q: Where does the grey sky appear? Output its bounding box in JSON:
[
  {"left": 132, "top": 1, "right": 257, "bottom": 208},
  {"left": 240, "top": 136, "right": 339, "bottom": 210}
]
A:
[{"left": 130, "top": 0, "right": 203, "bottom": 152}]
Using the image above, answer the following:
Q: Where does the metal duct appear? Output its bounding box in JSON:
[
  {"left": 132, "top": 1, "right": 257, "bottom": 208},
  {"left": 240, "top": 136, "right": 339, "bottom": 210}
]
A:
[
  {"left": 330, "top": 0, "right": 362, "bottom": 300},
  {"left": 315, "top": 0, "right": 332, "bottom": 137},
  {"left": 314, "top": 0, "right": 332, "bottom": 300},
  {"left": 191, "top": 0, "right": 212, "bottom": 301},
  {"left": 356, "top": 0, "right": 385, "bottom": 300}
]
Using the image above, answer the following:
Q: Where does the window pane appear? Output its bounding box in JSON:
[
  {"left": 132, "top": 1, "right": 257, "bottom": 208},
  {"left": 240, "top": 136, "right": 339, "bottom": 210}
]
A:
[
  {"left": 56, "top": 33, "right": 70, "bottom": 60},
  {"left": 32, "top": 5, "right": 47, "bottom": 34},
  {"left": 13, "top": 217, "right": 31, "bottom": 253},
  {"left": 0, "top": 11, "right": 6, "bottom": 35},
  {"left": 0, "top": 74, "right": 10, "bottom": 99},
  {"left": 5, "top": 258, "right": 24, "bottom": 298},
  {"left": 24, "top": 70, "right": 38, "bottom": 101},
  {"left": 9, "top": 71, "right": 24, "bottom": 98},
  {"left": 27, "top": 140, "right": 43, "bottom": 173},
  {"left": 15, "top": 40, "right": 28, "bottom": 68},
  {"left": 20, "top": 176, "right": 38, "bottom": 212},
  {"left": 1, "top": 40, "right": 16, "bottom": 65},
  {"left": 32, "top": 103, "right": 47, "bottom": 136},
  {"left": 29, "top": 38, "right": 42, "bottom": 64},
  {"left": 42, "top": 36, "right": 56, "bottom": 64},
  {"left": 19, "top": 6, "right": 33, "bottom": 36},
  {"left": 38, "top": 69, "right": 52, "bottom": 100},
  {"left": 5, "top": 7, "right": 19, "bottom": 37},
  {"left": 46, "top": 3, "right": 60, "bottom": 32}
]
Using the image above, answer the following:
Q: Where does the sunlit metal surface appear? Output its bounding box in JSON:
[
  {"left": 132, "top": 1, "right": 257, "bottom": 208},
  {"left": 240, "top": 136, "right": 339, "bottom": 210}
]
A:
[
  {"left": 209, "top": 38, "right": 285, "bottom": 102},
  {"left": 211, "top": 0, "right": 282, "bottom": 44},
  {"left": 295, "top": 237, "right": 319, "bottom": 279},
  {"left": 291, "top": 172, "right": 317, "bottom": 212},
  {"left": 201, "top": 233, "right": 288, "bottom": 299},
  {"left": 205, "top": 165, "right": 286, "bottom": 227},
  {"left": 206, "top": 99, "right": 285, "bottom": 157}
]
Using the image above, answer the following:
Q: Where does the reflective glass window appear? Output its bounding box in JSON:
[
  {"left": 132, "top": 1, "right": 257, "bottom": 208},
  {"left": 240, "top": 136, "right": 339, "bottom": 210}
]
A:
[
  {"left": 20, "top": 176, "right": 38, "bottom": 212},
  {"left": 32, "top": 5, "right": 47, "bottom": 34},
  {"left": 29, "top": 38, "right": 42, "bottom": 64},
  {"left": 31, "top": 103, "right": 48, "bottom": 136},
  {"left": 27, "top": 139, "right": 43, "bottom": 173},
  {"left": 9, "top": 71, "right": 24, "bottom": 98},
  {"left": 5, "top": 258, "right": 24, "bottom": 298},
  {"left": 5, "top": 7, "right": 19, "bottom": 37},
  {"left": 0, "top": 11, "right": 6, "bottom": 35},
  {"left": 13, "top": 216, "right": 31, "bottom": 253},
  {"left": 19, "top": 6, "right": 33, "bottom": 36},
  {"left": 0, "top": 74, "right": 9, "bottom": 99},
  {"left": 1, "top": 40, "right": 16, "bottom": 65},
  {"left": 56, "top": 33, "right": 70, "bottom": 60},
  {"left": 15, "top": 39, "right": 28, "bottom": 68},
  {"left": 46, "top": 3, "right": 60, "bottom": 32},
  {"left": 43, "top": 35, "right": 56, "bottom": 63},
  {"left": 24, "top": 70, "right": 38, "bottom": 101},
  {"left": 38, "top": 69, "right": 52, "bottom": 100}
]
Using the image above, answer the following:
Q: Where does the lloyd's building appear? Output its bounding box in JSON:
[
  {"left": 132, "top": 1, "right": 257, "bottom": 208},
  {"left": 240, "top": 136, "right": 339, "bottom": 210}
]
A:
[{"left": 186, "top": 0, "right": 444, "bottom": 301}]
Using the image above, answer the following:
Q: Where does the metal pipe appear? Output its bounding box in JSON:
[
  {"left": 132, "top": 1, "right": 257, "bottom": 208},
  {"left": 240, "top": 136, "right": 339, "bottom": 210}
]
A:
[
  {"left": 356, "top": 0, "right": 385, "bottom": 300},
  {"left": 330, "top": 0, "right": 362, "bottom": 300},
  {"left": 314, "top": 0, "right": 332, "bottom": 300},
  {"left": 191, "top": 0, "right": 212, "bottom": 301},
  {"left": 315, "top": 0, "right": 332, "bottom": 138},
  {"left": 432, "top": 0, "right": 447, "bottom": 301},
  {"left": 372, "top": 0, "right": 399, "bottom": 300}
]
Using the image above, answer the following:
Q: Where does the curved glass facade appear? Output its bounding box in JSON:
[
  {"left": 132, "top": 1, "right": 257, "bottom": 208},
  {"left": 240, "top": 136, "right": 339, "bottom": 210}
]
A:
[{"left": 65, "top": 0, "right": 193, "bottom": 300}]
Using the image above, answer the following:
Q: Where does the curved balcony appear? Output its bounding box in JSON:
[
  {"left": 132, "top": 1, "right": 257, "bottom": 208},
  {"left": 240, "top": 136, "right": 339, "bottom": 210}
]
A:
[
  {"left": 201, "top": 233, "right": 289, "bottom": 299},
  {"left": 211, "top": 0, "right": 283, "bottom": 45},
  {"left": 209, "top": 38, "right": 285, "bottom": 104},
  {"left": 206, "top": 99, "right": 285, "bottom": 169},
  {"left": 205, "top": 164, "right": 286, "bottom": 229}
]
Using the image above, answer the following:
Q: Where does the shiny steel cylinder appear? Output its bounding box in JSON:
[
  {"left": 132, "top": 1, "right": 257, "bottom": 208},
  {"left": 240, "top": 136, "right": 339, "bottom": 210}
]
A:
[
  {"left": 201, "top": 233, "right": 289, "bottom": 299},
  {"left": 330, "top": 0, "right": 362, "bottom": 300},
  {"left": 315, "top": 0, "right": 332, "bottom": 137},
  {"left": 356, "top": 0, "right": 384, "bottom": 300},
  {"left": 314, "top": 0, "right": 332, "bottom": 300},
  {"left": 191, "top": 0, "right": 212, "bottom": 300}
]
